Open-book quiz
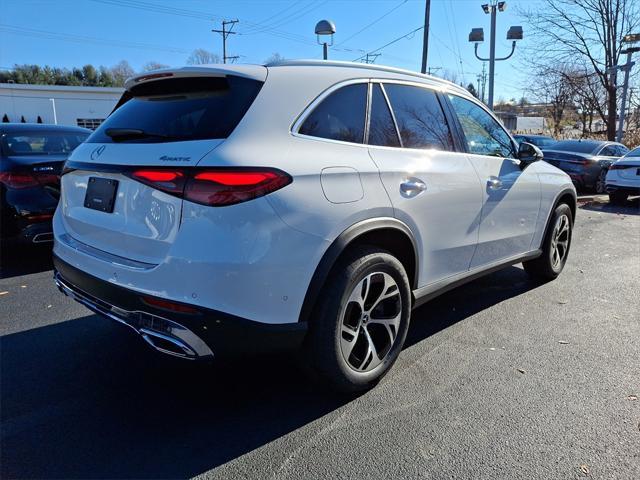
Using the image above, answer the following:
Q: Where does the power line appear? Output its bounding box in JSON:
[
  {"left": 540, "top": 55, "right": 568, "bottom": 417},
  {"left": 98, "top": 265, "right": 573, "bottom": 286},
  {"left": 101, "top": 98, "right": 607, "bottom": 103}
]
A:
[
  {"left": 353, "top": 26, "right": 424, "bottom": 62},
  {"left": 0, "top": 24, "right": 190, "bottom": 54},
  {"left": 336, "top": 0, "right": 408, "bottom": 47}
]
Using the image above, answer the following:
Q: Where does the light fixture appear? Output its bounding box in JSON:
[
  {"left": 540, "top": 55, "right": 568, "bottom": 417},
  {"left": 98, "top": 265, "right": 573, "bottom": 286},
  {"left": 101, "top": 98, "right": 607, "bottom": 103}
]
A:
[
  {"left": 315, "top": 19, "right": 336, "bottom": 60},
  {"left": 481, "top": 4, "right": 490, "bottom": 14},
  {"left": 498, "top": 1, "right": 507, "bottom": 12},
  {"left": 506, "top": 26, "right": 523, "bottom": 41},
  {"left": 469, "top": 28, "right": 485, "bottom": 43}
]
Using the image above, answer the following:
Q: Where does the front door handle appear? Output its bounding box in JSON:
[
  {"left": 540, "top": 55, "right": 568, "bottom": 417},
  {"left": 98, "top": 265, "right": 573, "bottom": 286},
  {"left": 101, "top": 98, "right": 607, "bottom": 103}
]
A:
[
  {"left": 400, "top": 178, "right": 427, "bottom": 198},
  {"left": 487, "top": 176, "right": 502, "bottom": 190}
]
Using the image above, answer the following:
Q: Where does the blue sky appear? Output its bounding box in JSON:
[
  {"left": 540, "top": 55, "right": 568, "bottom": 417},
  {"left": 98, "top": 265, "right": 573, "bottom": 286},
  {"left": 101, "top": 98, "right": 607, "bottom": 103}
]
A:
[{"left": 1, "top": 0, "right": 541, "bottom": 100}]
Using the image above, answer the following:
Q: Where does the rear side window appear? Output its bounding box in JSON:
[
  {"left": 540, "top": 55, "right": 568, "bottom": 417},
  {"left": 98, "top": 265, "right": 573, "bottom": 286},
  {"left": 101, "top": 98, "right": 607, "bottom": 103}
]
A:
[
  {"left": 448, "top": 94, "right": 516, "bottom": 158},
  {"left": 299, "top": 83, "right": 367, "bottom": 143},
  {"left": 88, "top": 76, "right": 263, "bottom": 143},
  {"left": 368, "top": 84, "right": 401, "bottom": 147},
  {"left": 384, "top": 84, "right": 454, "bottom": 151}
]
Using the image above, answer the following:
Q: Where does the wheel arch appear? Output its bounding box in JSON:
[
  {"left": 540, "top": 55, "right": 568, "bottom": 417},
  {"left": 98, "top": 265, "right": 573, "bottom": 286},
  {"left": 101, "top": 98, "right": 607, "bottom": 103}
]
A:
[
  {"left": 298, "top": 217, "right": 418, "bottom": 324},
  {"left": 540, "top": 187, "right": 577, "bottom": 247}
]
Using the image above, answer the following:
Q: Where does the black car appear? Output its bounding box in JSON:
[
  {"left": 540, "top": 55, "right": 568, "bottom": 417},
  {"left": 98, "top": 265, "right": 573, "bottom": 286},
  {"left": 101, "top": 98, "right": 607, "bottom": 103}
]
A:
[
  {"left": 541, "top": 139, "right": 629, "bottom": 193},
  {"left": 1, "top": 124, "right": 90, "bottom": 244},
  {"left": 513, "top": 134, "right": 557, "bottom": 149}
]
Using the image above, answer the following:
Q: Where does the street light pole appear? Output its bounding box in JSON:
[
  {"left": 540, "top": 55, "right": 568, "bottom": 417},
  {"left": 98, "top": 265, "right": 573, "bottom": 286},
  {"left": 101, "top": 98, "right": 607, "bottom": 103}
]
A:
[{"left": 488, "top": 5, "right": 497, "bottom": 109}]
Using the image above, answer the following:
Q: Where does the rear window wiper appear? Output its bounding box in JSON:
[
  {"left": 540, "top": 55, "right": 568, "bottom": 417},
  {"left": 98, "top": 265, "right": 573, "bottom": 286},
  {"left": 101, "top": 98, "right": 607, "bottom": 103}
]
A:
[{"left": 104, "top": 128, "right": 187, "bottom": 142}]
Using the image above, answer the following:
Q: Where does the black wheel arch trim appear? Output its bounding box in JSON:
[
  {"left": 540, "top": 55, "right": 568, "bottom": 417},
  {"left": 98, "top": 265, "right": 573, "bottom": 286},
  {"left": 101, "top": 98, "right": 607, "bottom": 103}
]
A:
[
  {"left": 298, "top": 217, "right": 419, "bottom": 324},
  {"left": 539, "top": 187, "right": 577, "bottom": 249}
]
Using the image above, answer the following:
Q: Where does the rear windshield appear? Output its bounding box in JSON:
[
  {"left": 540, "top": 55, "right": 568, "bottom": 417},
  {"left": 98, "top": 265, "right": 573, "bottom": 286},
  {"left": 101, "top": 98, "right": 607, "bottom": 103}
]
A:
[
  {"left": 549, "top": 140, "right": 599, "bottom": 154},
  {"left": 87, "top": 76, "right": 263, "bottom": 143},
  {"left": 1, "top": 131, "right": 88, "bottom": 156}
]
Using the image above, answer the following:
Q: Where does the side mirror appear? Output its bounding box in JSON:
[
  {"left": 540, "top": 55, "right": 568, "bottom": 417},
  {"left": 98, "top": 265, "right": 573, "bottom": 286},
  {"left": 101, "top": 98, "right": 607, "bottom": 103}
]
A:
[{"left": 518, "top": 142, "right": 543, "bottom": 168}]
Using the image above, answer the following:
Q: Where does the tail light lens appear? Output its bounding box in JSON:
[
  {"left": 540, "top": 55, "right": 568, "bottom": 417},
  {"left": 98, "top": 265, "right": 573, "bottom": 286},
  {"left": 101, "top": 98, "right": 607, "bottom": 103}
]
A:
[
  {"left": 126, "top": 168, "right": 291, "bottom": 206},
  {"left": 0, "top": 172, "right": 40, "bottom": 189}
]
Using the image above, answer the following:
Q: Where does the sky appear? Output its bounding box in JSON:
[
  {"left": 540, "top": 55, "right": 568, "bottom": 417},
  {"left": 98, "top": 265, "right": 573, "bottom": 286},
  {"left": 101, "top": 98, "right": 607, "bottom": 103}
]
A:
[{"left": 0, "top": 0, "right": 545, "bottom": 101}]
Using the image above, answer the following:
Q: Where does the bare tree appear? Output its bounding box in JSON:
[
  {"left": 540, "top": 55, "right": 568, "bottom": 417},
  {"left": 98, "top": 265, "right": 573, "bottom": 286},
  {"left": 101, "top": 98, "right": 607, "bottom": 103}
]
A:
[
  {"left": 187, "top": 49, "right": 221, "bottom": 65},
  {"left": 110, "top": 60, "right": 135, "bottom": 86},
  {"left": 529, "top": 65, "right": 575, "bottom": 136},
  {"left": 264, "top": 53, "right": 285, "bottom": 64},
  {"left": 521, "top": 0, "right": 639, "bottom": 139},
  {"left": 143, "top": 61, "right": 170, "bottom": 72}
]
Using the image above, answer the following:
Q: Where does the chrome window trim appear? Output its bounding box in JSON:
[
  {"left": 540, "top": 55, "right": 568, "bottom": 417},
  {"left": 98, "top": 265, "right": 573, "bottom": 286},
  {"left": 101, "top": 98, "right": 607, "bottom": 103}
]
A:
[
  {"left": 446, "top": 91, "right": 519, "bottom": 159},
  {"left": 378, "top": 82, "right": 403, "bottom": 148},
  {"left": 291, "top": 76, "right": 460, "bottom": 154}
]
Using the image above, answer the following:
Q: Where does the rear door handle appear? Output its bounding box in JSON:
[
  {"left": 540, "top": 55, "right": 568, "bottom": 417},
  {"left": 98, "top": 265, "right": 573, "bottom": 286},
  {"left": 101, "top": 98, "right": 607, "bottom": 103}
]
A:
[
  {"left": 400, "top": 178, "right": 427, "bottom": 198},
  {"left": 487, "top": 176, "right": 502, "bottom": 190}
]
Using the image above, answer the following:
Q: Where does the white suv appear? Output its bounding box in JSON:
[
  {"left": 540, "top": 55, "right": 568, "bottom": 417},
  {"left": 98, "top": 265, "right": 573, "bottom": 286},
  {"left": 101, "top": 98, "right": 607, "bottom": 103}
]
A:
[{"left": 53, "top": 60, "right": 576, "bottom": 391}]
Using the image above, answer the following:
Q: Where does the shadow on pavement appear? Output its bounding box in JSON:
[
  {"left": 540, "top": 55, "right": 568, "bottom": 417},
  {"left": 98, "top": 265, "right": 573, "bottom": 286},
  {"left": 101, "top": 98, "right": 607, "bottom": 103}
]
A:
[
  {"left": 1, "top": 266, "right": 541, "bottom": 479},
  {"left": 0, "top": 243, "right": 54, "bottom": 279},
  {"left": 578, "top": 196, "right": 639, "bottom": 216}
]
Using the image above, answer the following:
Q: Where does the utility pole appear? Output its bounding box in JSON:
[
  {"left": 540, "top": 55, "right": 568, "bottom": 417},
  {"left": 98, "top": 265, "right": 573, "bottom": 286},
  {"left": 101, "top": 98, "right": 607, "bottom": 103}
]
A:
[
  {"left": 364, "top": 53, "right": 381, "bottom": 64},
  {"left": 212, "top": 19, "right": 238, "bottom": 64},
  {"left": 615, "top": 43, "right": 639, "bottom": 143},
  {"left": 420, "top": 0, "right": 431, "bottom": 74},
  {"left": 476, "top": 62, "right": 487, "bottom": 103}
]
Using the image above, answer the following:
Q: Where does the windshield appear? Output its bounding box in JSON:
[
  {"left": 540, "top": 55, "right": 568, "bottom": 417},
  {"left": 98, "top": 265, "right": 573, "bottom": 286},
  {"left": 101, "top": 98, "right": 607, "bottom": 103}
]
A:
[
  {"left": 549, "top": 140, "right": 599, "bottom": 154},
  {"left": 1, "top": 131, "right": 88, "bottom": 156},
  {"left": 88, "top": 76, "right": 263, "bottom": 144}
]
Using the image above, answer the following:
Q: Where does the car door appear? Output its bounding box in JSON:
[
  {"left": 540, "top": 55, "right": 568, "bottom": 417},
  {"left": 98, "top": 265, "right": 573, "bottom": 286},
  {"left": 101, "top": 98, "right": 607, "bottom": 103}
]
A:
[
  {"left": 367, "top": 82, "right": 483, "bottom": 287},
  {"left": 446, "top": 93, "right": 541, "bottom": 268}
]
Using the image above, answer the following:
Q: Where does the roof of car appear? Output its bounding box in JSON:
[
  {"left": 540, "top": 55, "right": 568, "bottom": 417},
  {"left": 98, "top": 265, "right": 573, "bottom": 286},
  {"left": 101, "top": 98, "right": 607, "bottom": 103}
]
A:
[
  {"left": 126, "top": 60, "right": 469, "bottom": 96},
  {"left": 0, "top": 123, "right": 92, "bottom": 134}
]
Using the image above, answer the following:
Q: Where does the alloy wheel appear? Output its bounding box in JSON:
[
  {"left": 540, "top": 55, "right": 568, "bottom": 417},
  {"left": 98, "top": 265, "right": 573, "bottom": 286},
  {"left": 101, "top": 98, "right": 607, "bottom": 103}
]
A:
[
  {"left": 596, "top": 170, "right": 607, "bottom": 194},
  {"left": 551, "top": 214, "right": 570, "bottom": 269},
  {"left": 339, "top": 272, "right": 403, "bottom": 372}
]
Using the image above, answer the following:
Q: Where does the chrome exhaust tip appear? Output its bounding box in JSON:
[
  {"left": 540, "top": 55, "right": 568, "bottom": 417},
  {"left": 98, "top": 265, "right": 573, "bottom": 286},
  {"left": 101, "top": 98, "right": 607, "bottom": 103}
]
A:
[
  {"left": 54, "top": 272, "right": 213, "bottom": 361},
  {"left": 33, "top": 232, "right": 54, "bottom": 243}
]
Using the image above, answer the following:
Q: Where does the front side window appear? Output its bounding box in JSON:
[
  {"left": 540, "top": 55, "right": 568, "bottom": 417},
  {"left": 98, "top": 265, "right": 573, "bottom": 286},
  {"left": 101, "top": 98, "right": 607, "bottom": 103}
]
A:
[
  {"left": 448, "top": 94, "right": 516, "bottom": 158},
  {"left": 384, "top": 84, "right": 454, "bottom": 150},
  {"left": 299, "top": 83, "right": 367, "bottom": 143},
  {"left": 368, "top": 84, "right": 401, "bottom": 147},
  {"left": 599, "top": 145, "right": 617, "bottom": 156}
]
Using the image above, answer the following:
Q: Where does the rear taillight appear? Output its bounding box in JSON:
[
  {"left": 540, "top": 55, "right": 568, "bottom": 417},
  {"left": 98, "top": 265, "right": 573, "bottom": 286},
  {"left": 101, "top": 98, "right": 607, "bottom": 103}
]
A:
[
  {"left": 126, "top": 168, "right": 292, "bottom": 206},
  {"left": 0, "top": 172, "right": 39, "bottom": 189}
]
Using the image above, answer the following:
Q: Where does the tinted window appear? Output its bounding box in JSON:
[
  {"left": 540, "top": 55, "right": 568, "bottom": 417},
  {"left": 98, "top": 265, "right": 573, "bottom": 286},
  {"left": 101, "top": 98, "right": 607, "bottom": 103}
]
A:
[
  {"left": 299, "top": 83, "right": 367, "bottom": 143},
  {"left": 627, "top": 147, "right": 640, "bottom": 157},
  {"left": 528, "top": 136, "right": 556, "bottom": 148},
  {"left": 88, "top": 76, "right": 263, "bottom": 143},
  {"left": 549, "top": 140, "right": 600, "bottom": 154},
  {"left": 1, "top": 131, "right": 88, "bottom": 156},
  {"left": 368, "top": 84, "right": 400, "bottom": 147},
  {"left": 448, "top": 94, "right": 515, "bottom": 158},
  {"left": 615, "top": 145, "right": 629, "bottom": 156},
  {"left": 600, "top": 145, "right": 617, "bottom": 156},
  {"left": 385, "top": 84, "right": 453, "bottom": 150}
]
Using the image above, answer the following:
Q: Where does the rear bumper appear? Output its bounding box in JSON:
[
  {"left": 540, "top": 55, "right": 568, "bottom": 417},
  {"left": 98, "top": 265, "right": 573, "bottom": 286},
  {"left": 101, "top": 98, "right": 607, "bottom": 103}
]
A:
[
  {"left": 53, "top": 255, "right": 308, "bottom": 360},
  {"left": 605, "top": 184, "right": 640, "bottom": 196}
]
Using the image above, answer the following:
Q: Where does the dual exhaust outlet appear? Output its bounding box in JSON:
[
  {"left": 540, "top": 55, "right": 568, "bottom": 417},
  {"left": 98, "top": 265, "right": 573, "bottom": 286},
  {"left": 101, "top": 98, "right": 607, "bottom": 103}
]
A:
[{"left": 54, "top": 272, "right": 213, "bottom": 360}]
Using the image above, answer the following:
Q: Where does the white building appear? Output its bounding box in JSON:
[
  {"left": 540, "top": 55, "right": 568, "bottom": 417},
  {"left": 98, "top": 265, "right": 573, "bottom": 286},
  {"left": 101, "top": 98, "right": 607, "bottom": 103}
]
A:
[{"left": 0, "top": 83, "right": 123, "bottom": 130}]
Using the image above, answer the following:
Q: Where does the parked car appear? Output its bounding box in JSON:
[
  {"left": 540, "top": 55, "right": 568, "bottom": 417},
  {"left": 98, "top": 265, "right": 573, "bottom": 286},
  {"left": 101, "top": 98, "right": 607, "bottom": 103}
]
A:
[
  {"left": 605, "top": 146, "right": 640, "bottom": 204},
  {"left": 53, "top": 61, "right": 576, "bottom": 392},
  {"left": 1, "top": 123, "right": 90, "bottom": 245},
  {"left": 513, "top": 134, "right": 556, "bottom": 149},
  {"left": 541, "top": 139, "right": 629, "bottom": 193}
]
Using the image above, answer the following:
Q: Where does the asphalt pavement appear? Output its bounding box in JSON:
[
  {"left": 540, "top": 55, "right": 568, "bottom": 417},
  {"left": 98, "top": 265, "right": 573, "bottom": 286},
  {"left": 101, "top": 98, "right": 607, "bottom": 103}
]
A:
[{"left": 1, "top": 196, "right": 639, "bottom": 479}]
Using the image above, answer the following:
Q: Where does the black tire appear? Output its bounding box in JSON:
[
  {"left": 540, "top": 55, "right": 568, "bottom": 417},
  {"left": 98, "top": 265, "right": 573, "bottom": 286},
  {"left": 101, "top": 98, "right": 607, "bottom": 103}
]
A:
[
  {"left": 305, "top": 246, "right": 411, "bottom": 393},
  {"left": 523, "top": 203, "right": 573, "bottom": 280},
  {"left": 609, "top": 192, "right": 628, "bottom": 205},
  {"left": 595, "top": 169, "right": 607, "bottom": 194}
]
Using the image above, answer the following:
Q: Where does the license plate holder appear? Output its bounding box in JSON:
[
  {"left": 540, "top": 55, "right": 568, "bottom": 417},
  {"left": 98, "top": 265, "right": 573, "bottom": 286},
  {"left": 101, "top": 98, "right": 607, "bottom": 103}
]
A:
[{"left": 84, "top": 177, "right": 118, "bottom": 213}]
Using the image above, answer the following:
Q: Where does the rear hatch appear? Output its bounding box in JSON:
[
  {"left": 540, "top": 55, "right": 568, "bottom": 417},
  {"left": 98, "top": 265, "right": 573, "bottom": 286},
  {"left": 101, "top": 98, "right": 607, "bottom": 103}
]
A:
[
  {"left": 542, "top": 150, "right": 590, "bottom": 172},
  {"left": 59, "top": 67, "right": 266, "bottom": 265},
  {"left": 611, "top": 158, "right": 640, "bottom": 180}
]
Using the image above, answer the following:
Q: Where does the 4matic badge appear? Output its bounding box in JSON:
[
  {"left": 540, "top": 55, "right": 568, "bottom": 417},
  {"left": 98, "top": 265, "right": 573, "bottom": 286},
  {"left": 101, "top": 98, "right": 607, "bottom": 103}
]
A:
[{"left": 159, "top": 155, "right": 191, "bottom": 162}]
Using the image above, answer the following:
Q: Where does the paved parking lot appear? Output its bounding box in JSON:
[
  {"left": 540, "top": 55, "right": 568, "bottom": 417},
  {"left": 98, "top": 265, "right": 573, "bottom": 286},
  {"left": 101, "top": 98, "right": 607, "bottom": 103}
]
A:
[{"left": 1, "top": 197, "right": 639, "bottom": 479}]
